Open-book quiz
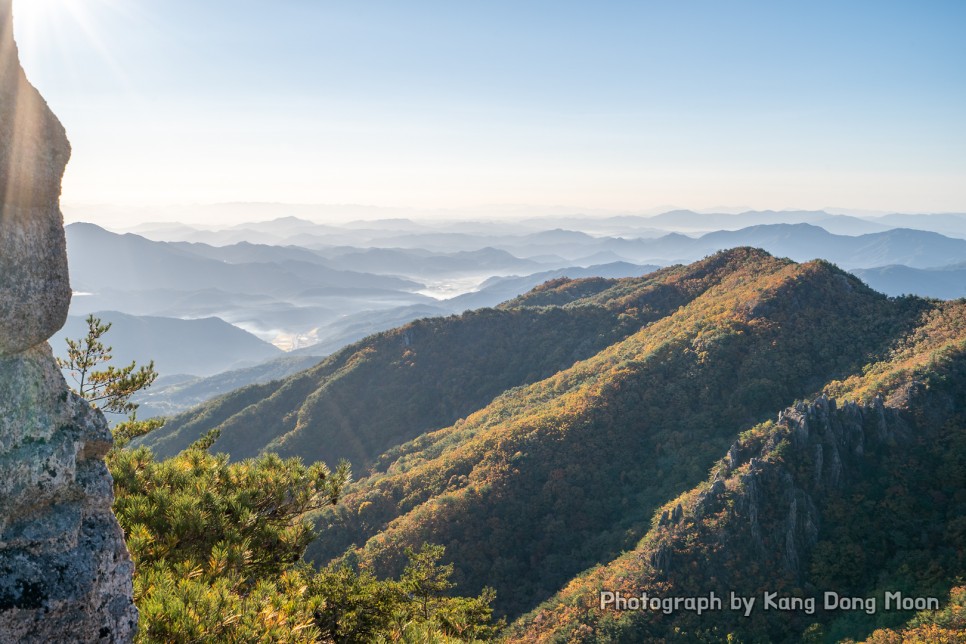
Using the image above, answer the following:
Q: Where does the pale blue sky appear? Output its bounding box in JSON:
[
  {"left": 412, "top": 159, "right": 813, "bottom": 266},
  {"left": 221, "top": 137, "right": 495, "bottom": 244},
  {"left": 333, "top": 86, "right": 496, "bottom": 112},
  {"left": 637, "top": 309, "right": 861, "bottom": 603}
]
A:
[{"left": 13, "top": 0, "right": 966, "bottom": 219}]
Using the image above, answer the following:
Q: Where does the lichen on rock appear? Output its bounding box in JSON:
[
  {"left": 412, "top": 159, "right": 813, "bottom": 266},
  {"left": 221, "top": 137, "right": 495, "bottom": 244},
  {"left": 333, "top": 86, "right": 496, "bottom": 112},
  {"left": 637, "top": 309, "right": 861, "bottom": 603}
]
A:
[{"left": 0, "top": 1, "right": 137, "bottom": 641}]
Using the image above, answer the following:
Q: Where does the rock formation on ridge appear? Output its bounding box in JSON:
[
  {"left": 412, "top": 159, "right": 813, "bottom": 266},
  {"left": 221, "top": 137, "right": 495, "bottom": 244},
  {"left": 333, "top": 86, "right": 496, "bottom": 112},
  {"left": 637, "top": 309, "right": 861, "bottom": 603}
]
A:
[{"left": 0, "top": 1, "right": 137, "bottom": 641}]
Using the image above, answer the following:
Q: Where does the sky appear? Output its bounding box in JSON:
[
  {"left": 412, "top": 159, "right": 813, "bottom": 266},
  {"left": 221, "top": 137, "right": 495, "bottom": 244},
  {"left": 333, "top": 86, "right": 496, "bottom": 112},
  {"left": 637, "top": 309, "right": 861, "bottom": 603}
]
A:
[{"left": 12, "top": 0, "right": 966, "bottom": 223}]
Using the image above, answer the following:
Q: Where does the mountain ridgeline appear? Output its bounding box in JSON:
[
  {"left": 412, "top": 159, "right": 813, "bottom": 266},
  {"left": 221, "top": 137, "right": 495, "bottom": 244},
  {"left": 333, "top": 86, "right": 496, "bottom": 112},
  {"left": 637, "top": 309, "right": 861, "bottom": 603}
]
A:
[
  {"left": 137, "top": 254, "right": 724, "bottom": 467},
  {"left": 140, "top": 247, "right": 966, "bottom": 642},
  {"left": 305, "top": 249, "right": 931, "bottom": 616}
]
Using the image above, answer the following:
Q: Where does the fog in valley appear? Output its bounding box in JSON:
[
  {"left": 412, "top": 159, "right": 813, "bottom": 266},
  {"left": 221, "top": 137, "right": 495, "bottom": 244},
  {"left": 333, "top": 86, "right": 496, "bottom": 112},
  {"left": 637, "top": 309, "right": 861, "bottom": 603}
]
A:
[{"left": 51, "top": 206, "right": 966, "bottom": 421}]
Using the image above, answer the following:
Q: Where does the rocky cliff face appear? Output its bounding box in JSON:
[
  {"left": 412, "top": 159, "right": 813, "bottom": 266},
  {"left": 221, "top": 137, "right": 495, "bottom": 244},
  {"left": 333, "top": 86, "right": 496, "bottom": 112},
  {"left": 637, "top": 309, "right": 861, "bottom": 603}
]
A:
[
  {"left": 652, "top": 393, "right": 910, "bottom": 583},
  {"left": 0, "top": 1, "right": 137, "bottom": 641},
  {"left": 508, "top": 370, "right": 966, "bottom": 642}
]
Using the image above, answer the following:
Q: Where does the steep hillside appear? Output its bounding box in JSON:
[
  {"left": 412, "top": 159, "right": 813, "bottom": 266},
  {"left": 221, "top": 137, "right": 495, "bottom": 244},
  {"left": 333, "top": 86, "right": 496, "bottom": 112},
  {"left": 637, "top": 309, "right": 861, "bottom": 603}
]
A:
[
  {"left": 508, "top": 300, "right": 966, "bottom": 642},
  {"left": 137, "top": 252, "right": 760, "bottom": 468},
  {"left": 131, "top": 354, "right": 324, "bottom": 419},
  {"left": 306, "top": 249, "right": 928, "bottom": 619}
]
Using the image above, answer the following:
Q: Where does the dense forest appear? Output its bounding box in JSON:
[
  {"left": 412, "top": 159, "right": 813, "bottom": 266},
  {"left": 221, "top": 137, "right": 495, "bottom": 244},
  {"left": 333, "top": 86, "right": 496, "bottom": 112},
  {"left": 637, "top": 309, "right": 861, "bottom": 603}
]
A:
[
  {"left": 97, "top": 248, "right": 965, "bottom": 642},
  {"left": 137, "top": 254, "right": 770, "bottom": 469}
]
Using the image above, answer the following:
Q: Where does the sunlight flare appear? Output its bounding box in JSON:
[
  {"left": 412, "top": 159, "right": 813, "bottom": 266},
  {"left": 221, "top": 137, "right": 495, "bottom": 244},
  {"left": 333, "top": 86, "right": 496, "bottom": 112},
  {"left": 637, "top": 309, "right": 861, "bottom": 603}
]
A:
[
  {"left": 13, "top": 0, "right": 130, "bottom": 84},
  {"left": 14, "top": 0, "right": 85, "bottom": 32}
]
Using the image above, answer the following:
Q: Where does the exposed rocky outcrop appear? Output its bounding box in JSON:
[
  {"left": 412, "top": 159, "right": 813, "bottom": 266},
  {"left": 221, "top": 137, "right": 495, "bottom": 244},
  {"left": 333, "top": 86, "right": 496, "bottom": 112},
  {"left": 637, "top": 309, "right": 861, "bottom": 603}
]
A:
[
  {"left": 0, "top": 1, "right": 70, "bottom": 355},
  {"left": 719, "top": 395, "right": 905, "bottom": 579},
  {"left": 0, "top": 1, "right": 136, "bottom": 641},
  {"left": 650, "top": 393, "right": 910, "bottom": 582}
]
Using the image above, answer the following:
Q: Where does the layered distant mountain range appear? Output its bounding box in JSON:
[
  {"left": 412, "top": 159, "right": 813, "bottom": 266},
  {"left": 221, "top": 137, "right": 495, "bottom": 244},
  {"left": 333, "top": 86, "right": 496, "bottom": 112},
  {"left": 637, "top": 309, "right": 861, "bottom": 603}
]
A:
[{"left": 60, "top": 210, "right": 966, "bottom": 420}]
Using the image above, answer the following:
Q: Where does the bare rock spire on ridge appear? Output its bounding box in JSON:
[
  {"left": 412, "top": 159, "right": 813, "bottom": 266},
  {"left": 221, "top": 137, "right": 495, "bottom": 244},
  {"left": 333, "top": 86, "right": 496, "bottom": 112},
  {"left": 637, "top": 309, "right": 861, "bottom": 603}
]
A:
[{"left": 0, "top": 1, "right": 138, "bottom": 641}]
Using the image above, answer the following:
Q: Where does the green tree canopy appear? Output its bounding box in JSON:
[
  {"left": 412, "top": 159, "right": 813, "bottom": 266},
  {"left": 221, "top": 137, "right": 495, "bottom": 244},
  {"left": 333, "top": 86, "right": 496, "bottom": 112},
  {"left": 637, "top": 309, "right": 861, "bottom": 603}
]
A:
[
  {"left": 57, "top": 313, "right": 159, "bottom": 416},
  {"left": 60, "top": 314, "right": 499, "bottom": 642}
]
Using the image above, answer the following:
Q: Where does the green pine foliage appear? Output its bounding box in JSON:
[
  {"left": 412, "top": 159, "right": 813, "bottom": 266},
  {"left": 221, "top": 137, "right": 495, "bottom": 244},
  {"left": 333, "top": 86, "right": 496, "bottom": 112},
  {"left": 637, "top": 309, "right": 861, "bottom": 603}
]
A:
[
  {"left": 108, "top": 439, "right": 345, "bottom": 642},
  {"left": 110, "top": 444, "right": 349, "bottom": 579},
  {"left": 108, "top": 440, "right": 503, "bottom": 642},
  {"left": 57, "top": 313, "right": 159, "bottom": 415}
]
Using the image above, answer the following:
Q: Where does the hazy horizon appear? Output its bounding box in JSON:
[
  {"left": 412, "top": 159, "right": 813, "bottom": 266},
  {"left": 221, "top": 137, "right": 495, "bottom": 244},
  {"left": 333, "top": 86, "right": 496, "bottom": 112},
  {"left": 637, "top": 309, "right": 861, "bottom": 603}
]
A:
[
  {"left": 61, "top": 200, "right": 966, "bottom": 231},
  {"left": 14, "top": 0, "right": 966, "bottom": 224}
]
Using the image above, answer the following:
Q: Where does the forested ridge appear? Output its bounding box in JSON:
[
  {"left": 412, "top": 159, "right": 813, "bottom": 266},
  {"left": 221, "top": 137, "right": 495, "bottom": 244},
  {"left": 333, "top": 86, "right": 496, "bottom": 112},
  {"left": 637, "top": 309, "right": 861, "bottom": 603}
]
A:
[
  {"left": 140, "top": 249, "right": 793, "bottom": 470},
  {"left": 508, "top": 329, "right": 966, "bottom": 641},
  {"left": 125, "top": 248, "right": 965, "bottom": 641}
]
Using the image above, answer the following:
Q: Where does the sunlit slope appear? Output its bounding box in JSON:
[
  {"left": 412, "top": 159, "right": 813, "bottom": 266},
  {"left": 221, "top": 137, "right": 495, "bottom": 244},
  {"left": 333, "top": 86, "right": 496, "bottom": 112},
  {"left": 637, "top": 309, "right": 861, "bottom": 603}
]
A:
[
  {"left": 308, "top": 249, "right": 922, "bottom": 617},
  {"left": 139, "top": 251, "right": 753, "bottom": 468},
  {"left": 508, "top": 301, "right": 966, "bottom": 642}
]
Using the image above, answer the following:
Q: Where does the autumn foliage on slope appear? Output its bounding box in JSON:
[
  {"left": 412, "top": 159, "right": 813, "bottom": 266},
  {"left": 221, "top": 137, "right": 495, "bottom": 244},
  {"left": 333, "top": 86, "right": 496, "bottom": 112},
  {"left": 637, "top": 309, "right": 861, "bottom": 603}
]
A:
[
  {"left": 507, "top": 301, "right": 966, "bottom": 642},
  {"left": 309, "top": 249, "right": 928, "bottom": 620}
]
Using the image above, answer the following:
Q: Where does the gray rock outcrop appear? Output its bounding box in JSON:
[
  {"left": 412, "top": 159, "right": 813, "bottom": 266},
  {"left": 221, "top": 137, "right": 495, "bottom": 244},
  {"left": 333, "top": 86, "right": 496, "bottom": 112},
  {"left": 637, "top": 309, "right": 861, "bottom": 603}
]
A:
[
  {"left": 647, "top": 393, "right": 914, "bottom": 583},
  {"left": 0, "top": 1, "right": 137, "bottom": 641},
  {"left": 0, "top": 1, "right": 71, "bottom": 356}
]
